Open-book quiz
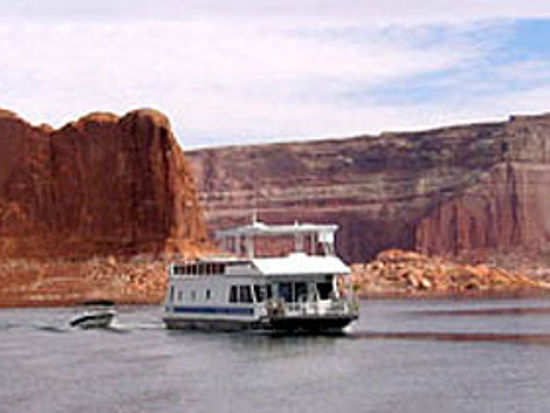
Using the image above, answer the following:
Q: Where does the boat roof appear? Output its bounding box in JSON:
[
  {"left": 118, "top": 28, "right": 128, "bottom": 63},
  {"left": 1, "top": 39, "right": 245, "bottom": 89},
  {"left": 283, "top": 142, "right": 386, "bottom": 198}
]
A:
[
  {"left": 252, "top": 253, "right": 350, "bottom": 276},
  {"left": 215, "top": 220, "right": 338, "bottom": 238}
]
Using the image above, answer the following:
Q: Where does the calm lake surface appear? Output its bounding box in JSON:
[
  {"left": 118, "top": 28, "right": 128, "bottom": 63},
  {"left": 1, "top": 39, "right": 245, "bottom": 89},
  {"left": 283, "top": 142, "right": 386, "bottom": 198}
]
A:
[{"left": 2, "top": 299, "right": 550, "bottom": 413}]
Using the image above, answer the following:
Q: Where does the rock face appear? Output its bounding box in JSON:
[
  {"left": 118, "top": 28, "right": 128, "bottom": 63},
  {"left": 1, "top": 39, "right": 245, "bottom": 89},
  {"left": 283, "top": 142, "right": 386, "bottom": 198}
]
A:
[
  {"left": 416, "top": 115, "right": 550, "bottom": 260},
  {"left": 186, "top": 113, "right": 550, "bottom": 265},
  {"left": 0, "top": 108, "right": 206, "bottom": 260}
]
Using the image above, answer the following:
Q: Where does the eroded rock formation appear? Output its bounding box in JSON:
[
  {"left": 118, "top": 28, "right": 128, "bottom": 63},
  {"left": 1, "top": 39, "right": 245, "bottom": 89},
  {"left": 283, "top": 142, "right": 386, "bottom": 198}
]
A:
[
  {"left": 0, "top": 108, "right": 207, "bottom": 306},
  {"left": 0, "top": 108, "right": 206, "bottom": 259},
  {"left": 187, "top": 113, "right": 550, "bottom": 266}
]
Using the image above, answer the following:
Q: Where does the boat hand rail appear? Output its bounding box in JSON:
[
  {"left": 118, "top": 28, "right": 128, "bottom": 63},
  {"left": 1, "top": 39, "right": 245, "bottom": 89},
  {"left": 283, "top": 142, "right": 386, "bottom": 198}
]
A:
[{"left": 266, "top": 297, "right": 358, "bottom": 317}]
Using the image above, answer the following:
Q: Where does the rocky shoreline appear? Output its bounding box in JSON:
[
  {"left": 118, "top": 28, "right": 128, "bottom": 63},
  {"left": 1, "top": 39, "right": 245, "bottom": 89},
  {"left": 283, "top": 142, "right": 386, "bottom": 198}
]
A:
[
  {"left": 0, "top": 257, "right": 168, "bottom": 308},
  {"left": 2, "top": 249, "right": 550, "bottom": 308},
  {"left": 351, "top": 250, "right": 550, "bottom": 299}
]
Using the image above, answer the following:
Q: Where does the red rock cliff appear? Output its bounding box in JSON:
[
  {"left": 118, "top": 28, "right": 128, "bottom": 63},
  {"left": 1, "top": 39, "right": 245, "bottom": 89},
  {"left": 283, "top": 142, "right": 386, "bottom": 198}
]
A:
[
  {"left": 416, "top": 115, "right": 550, "bottom": 262},
  {"left": 186, "top": 113, "right": 550, "bottom": 265},
  {"left": 0, "top": 108, "right": 206, "bottom": 259}
]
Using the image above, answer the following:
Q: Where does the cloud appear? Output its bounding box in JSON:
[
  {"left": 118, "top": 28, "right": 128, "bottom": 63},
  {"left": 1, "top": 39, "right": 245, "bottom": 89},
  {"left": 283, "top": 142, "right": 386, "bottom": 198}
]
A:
[
  {"left": 0, "top": 3, "right": 549, "bottom": 147},
  {"left": 0, "top": 18, "right": 496, "bottom": 145},
  {"left": 3, "top": 0, "right": 550, "bottom": 24}
]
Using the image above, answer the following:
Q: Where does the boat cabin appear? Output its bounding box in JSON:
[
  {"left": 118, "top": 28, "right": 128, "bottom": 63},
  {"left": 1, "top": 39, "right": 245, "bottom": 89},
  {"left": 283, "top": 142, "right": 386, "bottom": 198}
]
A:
[{"left": 163, "top": 219, "right": 358, "bottom": 331}]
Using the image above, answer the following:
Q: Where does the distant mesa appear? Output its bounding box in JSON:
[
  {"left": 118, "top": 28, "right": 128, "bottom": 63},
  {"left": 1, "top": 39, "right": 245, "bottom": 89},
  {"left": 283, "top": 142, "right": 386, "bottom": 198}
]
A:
[{"left": 186, "top": 111, "right": 550, "bottom": 271}]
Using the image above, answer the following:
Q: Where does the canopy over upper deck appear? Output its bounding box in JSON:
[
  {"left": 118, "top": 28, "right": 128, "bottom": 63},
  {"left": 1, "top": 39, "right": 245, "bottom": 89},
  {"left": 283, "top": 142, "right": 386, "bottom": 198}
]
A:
[{"left": 252, "top": 253, "right": 350, "bottom": 276}]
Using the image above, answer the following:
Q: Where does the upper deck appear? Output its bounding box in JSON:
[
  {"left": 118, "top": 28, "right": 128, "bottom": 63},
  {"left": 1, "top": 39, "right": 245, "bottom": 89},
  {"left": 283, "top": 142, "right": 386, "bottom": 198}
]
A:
[
  {"left": 170, "top": 219, "right": 350, "bottom": 278},
  {"left": 215, "top": 219, "right": 339, "bottom": 259}
]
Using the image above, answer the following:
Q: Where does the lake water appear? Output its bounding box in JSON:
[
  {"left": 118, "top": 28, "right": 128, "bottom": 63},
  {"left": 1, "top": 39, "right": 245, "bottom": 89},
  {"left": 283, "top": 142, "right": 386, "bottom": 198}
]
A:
[{"left": 2, "top": 299, "right": 550, "bottom": 412}]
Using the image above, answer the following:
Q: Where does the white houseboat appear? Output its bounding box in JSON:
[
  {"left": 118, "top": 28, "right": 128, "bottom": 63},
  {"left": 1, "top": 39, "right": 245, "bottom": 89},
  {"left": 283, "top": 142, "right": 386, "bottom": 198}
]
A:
[{"left": 162, "top": 219, "right": 359, "bottom": 332}]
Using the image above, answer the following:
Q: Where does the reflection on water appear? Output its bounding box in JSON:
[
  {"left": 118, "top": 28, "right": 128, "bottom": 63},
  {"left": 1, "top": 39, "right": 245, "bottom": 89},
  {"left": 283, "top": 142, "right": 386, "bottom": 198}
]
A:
[
  {"left": 351, "top": 331, "right": 550, "bottom": 345},
  {"left": 411, "top": 306, "right": 550, "bottom": 316},
  {"left": 2, "top": 299, "right": 550, "bottom": 412}
]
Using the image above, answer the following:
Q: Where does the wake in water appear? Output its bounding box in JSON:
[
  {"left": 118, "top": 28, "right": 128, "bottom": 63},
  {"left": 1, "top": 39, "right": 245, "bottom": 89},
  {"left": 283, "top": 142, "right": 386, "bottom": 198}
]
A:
[
  {"left": 4, "top": 320, "right": 550, "bottom": 344},
  {"left": 0, "top": 318, "right": 165, "bottom": 333}
]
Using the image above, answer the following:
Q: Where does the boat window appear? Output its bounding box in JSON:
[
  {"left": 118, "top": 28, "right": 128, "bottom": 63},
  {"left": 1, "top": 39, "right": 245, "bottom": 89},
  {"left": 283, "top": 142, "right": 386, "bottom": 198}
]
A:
[
  {"left": 177, "top": 290, "right": 183, "bottom": 302},
  {"left": 266, "top": 285, "right": 273, "bottom": 299},
  {"left": 240, "top": 286, "right": 253, "bottom": 303},
  {"left": 229, "top": 286, "right": 238, "bottom": 303},
  {"left": 191, "top": 290, "right": 197, "bottom": 301},
  {"left": 206, "top": 289, "right": 211, "bottom": 300},
  {"left": 254, "top": 285, "right": 266, "bottom": 302},
  {"left": 317, "top": 282, "right": 332, "bottom": 300},
  {"left": 198, "top": 263, "right": 205, "bottom": 275},
  {"left": 211, "top": 263, "right": 225, "bottom": 274},
  {"left": 278, "top": 282, "right": 291, "bottom": 303},
  {"left": 295, "top": 282, "right": 308, "bottom": 302},
  {"left": 169, "top": 285, "right": 175, "bottom": 302}
]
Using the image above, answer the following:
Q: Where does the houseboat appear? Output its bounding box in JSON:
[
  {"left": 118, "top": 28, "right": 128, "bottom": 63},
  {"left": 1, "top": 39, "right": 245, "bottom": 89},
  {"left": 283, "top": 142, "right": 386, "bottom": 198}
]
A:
[{"left": 162, "top": 219, "right": 359, "bottom": 332}]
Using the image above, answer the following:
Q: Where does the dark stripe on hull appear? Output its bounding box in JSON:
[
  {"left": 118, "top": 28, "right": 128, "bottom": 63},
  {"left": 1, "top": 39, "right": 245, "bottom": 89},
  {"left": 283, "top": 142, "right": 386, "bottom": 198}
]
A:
[{"left": 172, "top": 306, "right": 254, "bottom": 315}]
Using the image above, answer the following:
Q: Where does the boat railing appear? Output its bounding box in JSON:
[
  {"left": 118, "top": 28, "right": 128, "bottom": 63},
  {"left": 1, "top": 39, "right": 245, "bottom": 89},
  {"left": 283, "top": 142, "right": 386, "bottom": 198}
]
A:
[{"left": 266, "top": 297, "right": 359, "bottom": 318}]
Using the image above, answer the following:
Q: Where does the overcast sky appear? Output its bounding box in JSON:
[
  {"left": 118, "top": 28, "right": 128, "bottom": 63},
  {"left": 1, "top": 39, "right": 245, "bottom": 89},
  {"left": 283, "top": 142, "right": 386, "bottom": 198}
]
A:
[{"left": 1, "top": 1, "right": 550, "bottom": 148}]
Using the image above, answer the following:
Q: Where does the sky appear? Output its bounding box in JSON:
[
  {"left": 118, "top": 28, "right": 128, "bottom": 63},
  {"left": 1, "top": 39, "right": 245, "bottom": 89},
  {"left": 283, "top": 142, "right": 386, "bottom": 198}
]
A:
[{"left": 1, "top": 1, "right": 550, "bottom": 148}]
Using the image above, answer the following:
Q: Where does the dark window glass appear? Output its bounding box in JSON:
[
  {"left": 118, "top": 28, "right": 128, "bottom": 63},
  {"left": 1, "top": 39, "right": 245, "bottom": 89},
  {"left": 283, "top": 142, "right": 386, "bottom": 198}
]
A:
[
  {"left": 254, "top": 285, "right": 266, "bottom": 302},
  {"left": 317, "top": 282, "right": 332, "bottom": 300},
  {"left": 206, "top": 289, "right": 211, "bottom": 300},
  {"left": 240, "top": 286, "right": 253, "bottom": 303},
  {"left": 229, "top": 286, "right": 238, "bottom": 303},
  {"left": 295, "top": 282, "right": 308, "bottom": 302},
  {"left": 278, "top": 282, "right": 291, "bottom": 302},
  {"left": 169, "top": 286, "right": 175, "bottom": 302},
  {"left": 266, "top": 285, "right": 273, "bottom": 299},
  {"left": 177, "top": 290, "right": 183, "bottom": 302}
]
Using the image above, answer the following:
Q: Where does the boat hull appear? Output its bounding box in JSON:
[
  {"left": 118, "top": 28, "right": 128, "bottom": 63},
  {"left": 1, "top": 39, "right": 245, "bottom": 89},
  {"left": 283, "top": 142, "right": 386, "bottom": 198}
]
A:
[
  {"left": 269, "top": 314, "right": 357, "bottom": 333},
  {"left": 163, "top": 317, "right": 265, "bottom": 331},
  {"left": 162, "top": 314, "right": 356, "bottom": 333},
  {"left": 70, "top": 311, "right": 115, "bottom": 329}
]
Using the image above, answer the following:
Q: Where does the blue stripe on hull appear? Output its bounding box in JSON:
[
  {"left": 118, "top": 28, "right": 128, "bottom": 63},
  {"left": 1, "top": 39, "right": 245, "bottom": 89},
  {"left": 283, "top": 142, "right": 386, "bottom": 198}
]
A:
[{"left": 172, "top": 306, "right": 254, "bottom": 316}]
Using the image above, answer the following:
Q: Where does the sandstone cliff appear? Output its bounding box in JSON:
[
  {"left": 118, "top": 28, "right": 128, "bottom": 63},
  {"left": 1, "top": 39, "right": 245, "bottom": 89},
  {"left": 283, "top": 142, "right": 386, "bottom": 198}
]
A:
[
  {"left": 186, "top": 113, "right": 550, "bottom": 267},
  {"left": 0, "top": 108, "right": 206, "bottom": 259},
  {"left": 0, "top": 108, "right": 207, "bottom": 306}
]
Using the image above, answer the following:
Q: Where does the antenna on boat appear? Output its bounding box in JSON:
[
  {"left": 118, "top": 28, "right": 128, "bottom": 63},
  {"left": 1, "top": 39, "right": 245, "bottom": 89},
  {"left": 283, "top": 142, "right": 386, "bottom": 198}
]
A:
[{"left": 252, "top": 186, "right": 259, "bottom": 225}]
